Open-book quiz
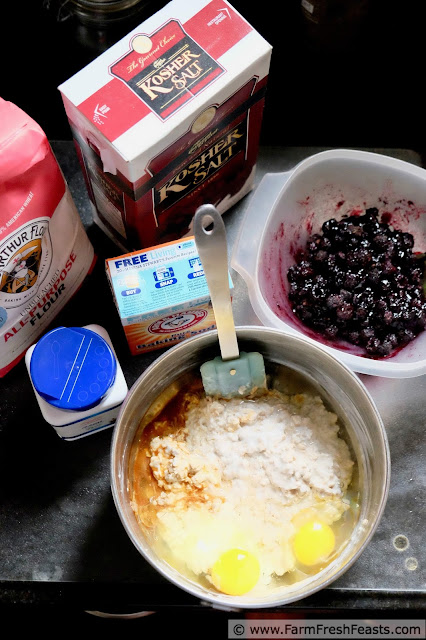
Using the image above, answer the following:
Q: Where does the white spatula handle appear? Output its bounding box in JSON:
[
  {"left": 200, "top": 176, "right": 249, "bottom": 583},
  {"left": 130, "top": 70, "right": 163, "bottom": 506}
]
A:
[{"left": 194, "top": 204, "right": 239, "bottom": 361}]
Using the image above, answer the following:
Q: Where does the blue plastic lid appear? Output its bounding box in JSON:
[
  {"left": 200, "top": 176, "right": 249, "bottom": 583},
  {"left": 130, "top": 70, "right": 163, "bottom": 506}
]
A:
[{"left": 30, "top": 326, "right": 117, "bottom": 411}]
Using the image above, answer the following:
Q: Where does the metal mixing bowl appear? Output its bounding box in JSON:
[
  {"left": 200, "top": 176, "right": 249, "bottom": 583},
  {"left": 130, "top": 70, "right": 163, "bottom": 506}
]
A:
[{"left": 111, "top": 326, "right": 390, "bottom": 608}]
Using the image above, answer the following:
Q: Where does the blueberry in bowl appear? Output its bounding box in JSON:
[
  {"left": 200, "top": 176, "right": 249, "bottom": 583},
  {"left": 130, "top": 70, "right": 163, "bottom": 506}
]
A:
[{"left": 287, "top": 207, "right": 426, "bottom": 358}]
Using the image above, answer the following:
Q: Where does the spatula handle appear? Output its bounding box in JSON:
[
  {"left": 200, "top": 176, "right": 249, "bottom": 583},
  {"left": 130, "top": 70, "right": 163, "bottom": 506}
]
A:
[{"left": 194, "top": 204, "right": 239, "bottom": 361}]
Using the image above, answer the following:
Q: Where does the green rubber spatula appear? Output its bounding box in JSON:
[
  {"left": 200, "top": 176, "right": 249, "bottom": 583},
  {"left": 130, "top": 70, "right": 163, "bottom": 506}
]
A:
[{"left": 194, "top": 204, "right": 267, "bottom": 398}]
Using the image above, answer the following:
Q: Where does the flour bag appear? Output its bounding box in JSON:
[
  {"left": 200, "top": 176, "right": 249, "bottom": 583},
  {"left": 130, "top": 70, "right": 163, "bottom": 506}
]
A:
[{"left": 0, "top": 98, "right": 95, "bottom": 376}]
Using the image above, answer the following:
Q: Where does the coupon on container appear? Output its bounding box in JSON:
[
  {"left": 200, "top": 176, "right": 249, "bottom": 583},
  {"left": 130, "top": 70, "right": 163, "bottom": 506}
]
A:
[
  {"left": 58, "top": 0, "right": 272, "bottom": 251},
  {"left": 106, "top": 237, "right": 233, "bottom": 353}
]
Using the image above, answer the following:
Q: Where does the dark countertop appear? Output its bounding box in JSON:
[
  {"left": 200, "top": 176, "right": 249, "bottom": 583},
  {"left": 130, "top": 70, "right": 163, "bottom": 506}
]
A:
[{"left": 0, "top": 142, "right": 424, "bottom": 614}]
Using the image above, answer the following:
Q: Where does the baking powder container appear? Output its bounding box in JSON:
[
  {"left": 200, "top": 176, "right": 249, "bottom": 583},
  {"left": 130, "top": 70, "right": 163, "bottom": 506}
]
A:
[{"left": 25, "top": 324, "right": 128, "bottom": 440}]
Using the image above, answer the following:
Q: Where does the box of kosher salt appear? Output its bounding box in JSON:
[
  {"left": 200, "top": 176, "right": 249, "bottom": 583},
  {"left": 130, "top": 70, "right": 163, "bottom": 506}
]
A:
[{"left": 58, "top": 0, "right": 272, "bottom": 251}]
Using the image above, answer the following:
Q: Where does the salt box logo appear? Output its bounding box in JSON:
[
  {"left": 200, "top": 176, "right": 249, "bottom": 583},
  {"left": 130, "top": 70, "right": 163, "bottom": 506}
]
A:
[
  {"left": 154, "top": 125, "right": 246, "bottom": 211},
  {"left": 93, "top": 103, "right": 110, "bottom": 125},
  {"left": 0, "top": 220, "right": 49, "bottom": 296},
  {"left": 110, "top": 20, "right": 224, "bottom": 120}
]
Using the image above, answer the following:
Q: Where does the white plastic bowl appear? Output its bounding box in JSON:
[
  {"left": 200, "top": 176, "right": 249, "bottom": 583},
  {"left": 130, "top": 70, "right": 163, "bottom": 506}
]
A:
[{"left": 232, "top": 149, "right": 426, "bottom": 377}]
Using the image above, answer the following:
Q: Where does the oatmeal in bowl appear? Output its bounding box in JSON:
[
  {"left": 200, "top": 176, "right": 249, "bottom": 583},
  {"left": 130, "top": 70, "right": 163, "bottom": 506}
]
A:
[{"left": 130, "top": 381, "right": 357, "bottom": 596}]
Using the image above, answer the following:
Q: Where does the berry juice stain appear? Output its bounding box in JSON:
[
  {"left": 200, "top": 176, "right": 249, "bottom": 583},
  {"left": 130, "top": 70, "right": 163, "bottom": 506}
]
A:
[{"left": 381, "top": 211, "right": 393, "bottom": 225}]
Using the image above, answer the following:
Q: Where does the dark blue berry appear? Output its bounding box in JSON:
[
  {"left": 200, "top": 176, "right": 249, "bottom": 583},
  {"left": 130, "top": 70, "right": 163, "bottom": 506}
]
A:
[{"left": 286, "top": 207, "right": 425, "bottom": 357}]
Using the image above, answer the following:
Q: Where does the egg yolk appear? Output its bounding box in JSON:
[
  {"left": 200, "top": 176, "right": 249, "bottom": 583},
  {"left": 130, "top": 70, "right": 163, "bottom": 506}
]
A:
[
  {"left": 293, "top": 521, "right": 335, "bottom": 566},
  {"left": 211, "top": 548, "right": 260, "bottom": 595}
]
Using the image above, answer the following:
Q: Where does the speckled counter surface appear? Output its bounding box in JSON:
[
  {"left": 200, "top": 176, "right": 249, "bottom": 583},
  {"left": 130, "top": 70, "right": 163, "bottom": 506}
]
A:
[{"left": 0, "top": 144, "right": 424, "bottom": 613}]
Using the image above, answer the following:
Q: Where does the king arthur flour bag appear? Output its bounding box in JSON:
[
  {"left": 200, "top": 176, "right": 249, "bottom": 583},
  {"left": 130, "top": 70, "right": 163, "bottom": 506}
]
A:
[{"left": 0, "top": 98, "right": 95, "bottom": 376}]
